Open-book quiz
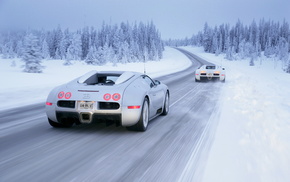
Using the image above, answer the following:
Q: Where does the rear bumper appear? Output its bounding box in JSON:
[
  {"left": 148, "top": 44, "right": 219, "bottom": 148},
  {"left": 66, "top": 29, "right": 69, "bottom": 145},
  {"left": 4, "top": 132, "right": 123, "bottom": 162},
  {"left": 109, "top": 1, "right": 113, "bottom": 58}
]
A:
[
  {"left": 46, "top": 103, "right": 141, "bottom": 127},
  {"left": 195, "top": 75, "right": 225, "bottom": 81},
  {"left": 55, "top": 111, "right": 122, "bottom": 125}
]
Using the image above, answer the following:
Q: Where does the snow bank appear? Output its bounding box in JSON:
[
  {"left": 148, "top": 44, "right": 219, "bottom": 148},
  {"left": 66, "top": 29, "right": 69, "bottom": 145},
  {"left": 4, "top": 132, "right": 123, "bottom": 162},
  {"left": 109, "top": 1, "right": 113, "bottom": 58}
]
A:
[
  {"left": 0, "top": 47, "right": 191, "bottom": 110},
  {"left": 184, "top": 46, "right": 290, "bottom": 182}
]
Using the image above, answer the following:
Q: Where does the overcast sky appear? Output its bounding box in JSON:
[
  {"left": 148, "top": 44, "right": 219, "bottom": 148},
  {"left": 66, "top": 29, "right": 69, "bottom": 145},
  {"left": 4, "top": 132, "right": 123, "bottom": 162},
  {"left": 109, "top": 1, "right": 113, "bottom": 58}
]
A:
[{"left": 0, "top": 0, "right": 289, "bottom": 39}]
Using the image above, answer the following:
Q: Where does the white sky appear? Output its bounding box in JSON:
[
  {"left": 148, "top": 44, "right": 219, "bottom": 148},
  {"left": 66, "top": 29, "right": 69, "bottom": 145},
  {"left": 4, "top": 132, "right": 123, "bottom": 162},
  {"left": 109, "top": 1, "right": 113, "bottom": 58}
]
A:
[{"left": 0, "top": 0, "right": 289, "bottom": 39}]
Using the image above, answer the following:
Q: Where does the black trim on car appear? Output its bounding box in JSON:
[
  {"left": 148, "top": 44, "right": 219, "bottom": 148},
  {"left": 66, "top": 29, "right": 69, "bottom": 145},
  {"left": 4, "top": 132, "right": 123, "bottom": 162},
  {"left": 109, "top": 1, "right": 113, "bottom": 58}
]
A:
[
  {"left": 57, "top": 100, "right": 76, "bottom": 108},
  {"left": 99, "top": 102, "right": 120, "bottom": 110}
]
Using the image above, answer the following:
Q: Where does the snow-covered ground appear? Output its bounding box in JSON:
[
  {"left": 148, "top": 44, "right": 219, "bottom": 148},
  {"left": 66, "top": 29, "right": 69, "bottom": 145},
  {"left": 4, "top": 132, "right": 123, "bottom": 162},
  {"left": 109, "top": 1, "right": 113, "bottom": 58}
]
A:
[
  {"left": 183, "top": 47, "right": 290, "bottom": 182},
  {"left": 0, "top": 47, "right": 191, "bottom": 110},
  {"left": 1, "top": 46, "right": 290, "bottom": 182}
]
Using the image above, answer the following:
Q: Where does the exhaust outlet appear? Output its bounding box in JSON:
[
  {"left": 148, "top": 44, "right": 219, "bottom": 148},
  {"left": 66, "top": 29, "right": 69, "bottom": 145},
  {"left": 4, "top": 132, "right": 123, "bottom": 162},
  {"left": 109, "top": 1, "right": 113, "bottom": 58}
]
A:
[{"left": 80, "top": 112, "right": 92, "bottom": 124}]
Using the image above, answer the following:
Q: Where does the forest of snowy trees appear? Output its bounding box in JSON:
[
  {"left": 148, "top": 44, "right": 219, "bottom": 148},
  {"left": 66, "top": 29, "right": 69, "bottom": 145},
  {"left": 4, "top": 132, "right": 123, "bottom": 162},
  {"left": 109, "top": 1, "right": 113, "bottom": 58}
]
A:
[
  {"left": 1, "top": 19, "right": 290, "bottom": 73},
  {"left": 0, "top": 21, "right": 164, "bottom": 73},
  {"left": 166, "top": 19, "right": 290, "bottom": 73}
]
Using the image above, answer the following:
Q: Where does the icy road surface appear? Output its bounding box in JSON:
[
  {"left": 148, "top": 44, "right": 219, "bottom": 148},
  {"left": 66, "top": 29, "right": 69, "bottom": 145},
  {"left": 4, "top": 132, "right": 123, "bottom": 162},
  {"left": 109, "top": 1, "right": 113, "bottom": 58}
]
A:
[{"left": 0, "top": 48, "right": 222, "bottom": 182}]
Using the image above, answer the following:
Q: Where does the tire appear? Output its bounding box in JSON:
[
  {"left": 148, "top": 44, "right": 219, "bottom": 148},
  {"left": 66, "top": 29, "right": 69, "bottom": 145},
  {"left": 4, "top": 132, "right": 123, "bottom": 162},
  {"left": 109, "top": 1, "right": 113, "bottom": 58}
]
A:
[
  {"left": 161, "top": 92, "right": 169, "bottom": 115},
  {"left": 195, "top": 77, "right": 200, "bottom": 82},
  {"left": 221, "top": 77, "right": 226, "bottom": 83},
  {"left": 48, "top": 118, "right": 73, "bottom": 128},
  {"left": 127, "top": 98, "right": 149, "bottom": 131}
]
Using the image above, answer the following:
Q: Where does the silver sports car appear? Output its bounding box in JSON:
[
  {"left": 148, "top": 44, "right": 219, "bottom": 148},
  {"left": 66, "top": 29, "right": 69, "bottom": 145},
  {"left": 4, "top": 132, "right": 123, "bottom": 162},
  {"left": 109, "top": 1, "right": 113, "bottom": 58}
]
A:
[{"left": 45, "top": 71, "right": 170, "bottom": 131}]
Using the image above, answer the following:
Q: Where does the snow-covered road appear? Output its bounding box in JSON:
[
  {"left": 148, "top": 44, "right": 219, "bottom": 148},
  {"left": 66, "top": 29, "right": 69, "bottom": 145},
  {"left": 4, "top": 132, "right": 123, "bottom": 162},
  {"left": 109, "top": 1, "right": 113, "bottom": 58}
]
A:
[
  {"left": 0, "top": 48, "right": 222, "bottom": 181},
  {"left": 2, "top": 46, "right": 289, "bottom": 181}
]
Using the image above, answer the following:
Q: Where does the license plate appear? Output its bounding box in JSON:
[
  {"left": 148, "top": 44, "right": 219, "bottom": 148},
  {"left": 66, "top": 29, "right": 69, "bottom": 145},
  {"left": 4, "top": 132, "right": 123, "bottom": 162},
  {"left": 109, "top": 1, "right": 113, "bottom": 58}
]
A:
[
  {"left": 78, "top": 101, "right": 94, "bottom": 110},
  {"left": 207, "top": 73, "right": 213, "bottom": 76}
]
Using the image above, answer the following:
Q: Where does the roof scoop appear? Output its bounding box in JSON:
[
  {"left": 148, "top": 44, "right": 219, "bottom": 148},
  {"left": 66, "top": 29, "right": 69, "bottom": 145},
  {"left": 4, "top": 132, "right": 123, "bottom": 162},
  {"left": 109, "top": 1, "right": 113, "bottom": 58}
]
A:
[
  {"left": 115, "top": 72, "right": 135, "bottom": 84},
  {"left": 78, "top": 70, "right": 98, "bottom": 84}
]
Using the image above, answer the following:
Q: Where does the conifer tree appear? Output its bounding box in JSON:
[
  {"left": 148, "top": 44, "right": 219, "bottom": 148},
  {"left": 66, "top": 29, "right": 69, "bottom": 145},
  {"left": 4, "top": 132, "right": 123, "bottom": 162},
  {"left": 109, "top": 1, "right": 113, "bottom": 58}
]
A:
[{"left": 21, "top": 34, "right": 44, "bottom": 73}]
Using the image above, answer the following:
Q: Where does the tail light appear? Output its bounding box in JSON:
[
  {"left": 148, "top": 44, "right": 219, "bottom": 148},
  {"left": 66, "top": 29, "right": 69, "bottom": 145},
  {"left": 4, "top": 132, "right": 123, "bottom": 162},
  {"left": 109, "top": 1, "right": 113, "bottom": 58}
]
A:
[
  {"left": 46, "top": 102, "right": 53, "bottom": 106},
  {"left": 65, "top": 92, "right": 72, "bottom": 99},
  {"left": 128, "top": 106, "right": 141, "bottom": 109},
  {"left": 58, "top": 91, "right": 64, "bottom": 99}
]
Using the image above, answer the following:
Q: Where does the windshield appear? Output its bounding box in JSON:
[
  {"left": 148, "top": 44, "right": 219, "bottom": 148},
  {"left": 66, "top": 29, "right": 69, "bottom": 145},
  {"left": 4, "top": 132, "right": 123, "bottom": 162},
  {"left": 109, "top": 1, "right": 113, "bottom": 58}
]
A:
[
  {"left": 206, "top": 66, "right": 216, "bottom": 69},
  {"left": 84, "top": 73, "right": 121, "bottom": 85}
]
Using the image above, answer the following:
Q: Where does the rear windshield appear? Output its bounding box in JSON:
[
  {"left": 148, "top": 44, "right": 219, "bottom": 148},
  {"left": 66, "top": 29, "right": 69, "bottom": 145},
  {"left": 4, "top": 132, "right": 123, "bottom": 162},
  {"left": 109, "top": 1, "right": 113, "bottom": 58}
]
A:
[
  {"left": 84, "top": 73, "right": 121, "bottom": 85},
  {"left": 206, "top": 66, "right": 216, "bottom": 69}
]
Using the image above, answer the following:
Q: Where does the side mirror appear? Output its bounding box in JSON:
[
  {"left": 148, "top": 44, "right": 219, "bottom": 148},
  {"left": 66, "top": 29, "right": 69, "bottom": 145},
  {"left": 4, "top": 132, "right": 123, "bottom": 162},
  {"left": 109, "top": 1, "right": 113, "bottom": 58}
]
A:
[{"left": 154, "top": 80, "right": 161, "bottom": 85}]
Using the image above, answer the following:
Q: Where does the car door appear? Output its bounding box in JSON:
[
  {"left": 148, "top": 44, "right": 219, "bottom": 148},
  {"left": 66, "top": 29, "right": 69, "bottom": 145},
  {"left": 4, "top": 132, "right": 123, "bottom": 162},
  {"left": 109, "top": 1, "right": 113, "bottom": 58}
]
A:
[{"left": 142, "top": 75, "right": 164, "bottom": 117}]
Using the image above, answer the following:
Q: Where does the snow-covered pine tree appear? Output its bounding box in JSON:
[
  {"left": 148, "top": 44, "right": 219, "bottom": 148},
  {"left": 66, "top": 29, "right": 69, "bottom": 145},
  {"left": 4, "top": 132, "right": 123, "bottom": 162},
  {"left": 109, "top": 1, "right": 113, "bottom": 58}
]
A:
[
  {"left": 102, "top": 43, "right": 115, "bottom": 65},
  {"left": 1, "top": 44, "right": 9, "bottom": 59},
  {"left": 129, "top": 39, "right": 138, "bottom": 62},
  {"left": 8, "top": 43, "right": 15, "bottom": 58},
  {"left": 21, "top": 34, "right": 44, "bottom": 73},
  {"left": 85, "top": 46, "right": 98, "bottom": 65},
  {"left": 95, "top": 46, "right": 106, "bottom": 65},
  {"left": 67, "top": 33, "right": 82, "bottom": 60},
  {"left": 225, "top": 36, "right": 233, "bottom": 60},
  {"left": 64, "top": 49, "right": 73, "bottom": 65},
  {"left": 157, "top": 38, "right": 164, "bottom": 60},
  {"left": 59, "top": 28, "right": 71, "bottom": 60},
  {"left": 148, "top": 41, "right": 157, "bottom": 60},
  {"left": 285, "top": 58, "right": 290, "bottom": 73},
  {"left": 45, "top": 26, "right": 63, "bottom": 59},
  {"left": 264, "top": 37, "right": 273, "bottom": 58},
  {"left": 15, "top": 40, "right": 24, "bottom": 58},
  {"left": 216, "top": 30, "right": 223, "bottom": 55},
  {"left": 81, "top": 27, "right": 90, "bottom": 60},
  {"left": 249, "top": 44, "right": 256, "bottom": 66},
  {"left": 54, "top": 26, "right": 63, "bottom": 59},
  {"left": 211, "top": 27, "right": 218, "bottom": 55},
  {"left": 55, "top": 48, "right": 62, "bottom": 59},
  {"left": 238, "top": 39, "right": 246, "bottom": 59},
  {"left": 41, "top": 39, "right": 50, "bottom": 59},
  {"left": 278, "top": 37, "right": 289, "bottom": 69},
  {"left": 202, "top": 22, "right": 212, "bottom": 52}
]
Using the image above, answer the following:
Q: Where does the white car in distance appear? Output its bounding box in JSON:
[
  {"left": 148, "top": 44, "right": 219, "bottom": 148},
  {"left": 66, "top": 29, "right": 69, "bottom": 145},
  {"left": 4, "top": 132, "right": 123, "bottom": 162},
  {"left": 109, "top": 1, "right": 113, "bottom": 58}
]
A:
[{"left": 195, "top": 65, "right": 225, "bottom": 82}]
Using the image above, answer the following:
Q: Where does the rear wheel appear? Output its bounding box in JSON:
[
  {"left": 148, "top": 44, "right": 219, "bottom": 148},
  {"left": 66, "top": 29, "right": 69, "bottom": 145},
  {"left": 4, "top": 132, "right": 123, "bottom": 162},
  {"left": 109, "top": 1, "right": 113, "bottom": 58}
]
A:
[
  {"left": 48, "top": 118, "right": 73, "bottom": 128},
  {"left": 161, "top": 92, "right": 169, "bottom": 115},
  {"left": 127, "top": 98, "right": 149, "bottom": 131}
]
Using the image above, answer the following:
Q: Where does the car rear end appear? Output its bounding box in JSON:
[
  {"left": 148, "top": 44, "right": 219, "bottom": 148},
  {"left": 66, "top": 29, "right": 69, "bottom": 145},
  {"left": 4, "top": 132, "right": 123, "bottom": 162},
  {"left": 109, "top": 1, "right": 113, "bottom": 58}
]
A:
[
  {"left": 195, "top": 65, "right": 225, "bottom": 81},
  {"left": 46, "top": 71, "right": 142, "bottom": 127},
  {"left": 46, "top": 84, "right": 125, "bottom": 126}
]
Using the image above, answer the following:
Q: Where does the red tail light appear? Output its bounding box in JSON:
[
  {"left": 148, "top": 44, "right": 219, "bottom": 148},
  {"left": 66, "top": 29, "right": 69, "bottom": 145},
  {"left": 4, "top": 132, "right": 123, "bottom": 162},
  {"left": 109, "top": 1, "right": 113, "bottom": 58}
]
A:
[
  {"left": 58, "top": 91, "right": 64, "bottom": 99},
  {"left": 46, "top": 102, "right": 53, "bottom": 106},
  {"left": 103, "top": 93, "right": 111, "bottom": 101},
  {"left": 65, "top": 92, "right": 72, "bottom": 99},
  {"left": 128, "top": 105, "right": 141, "bottom": 109},
  {"left": 112, "top": 93, "right": 121, "bottom": 101}
]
